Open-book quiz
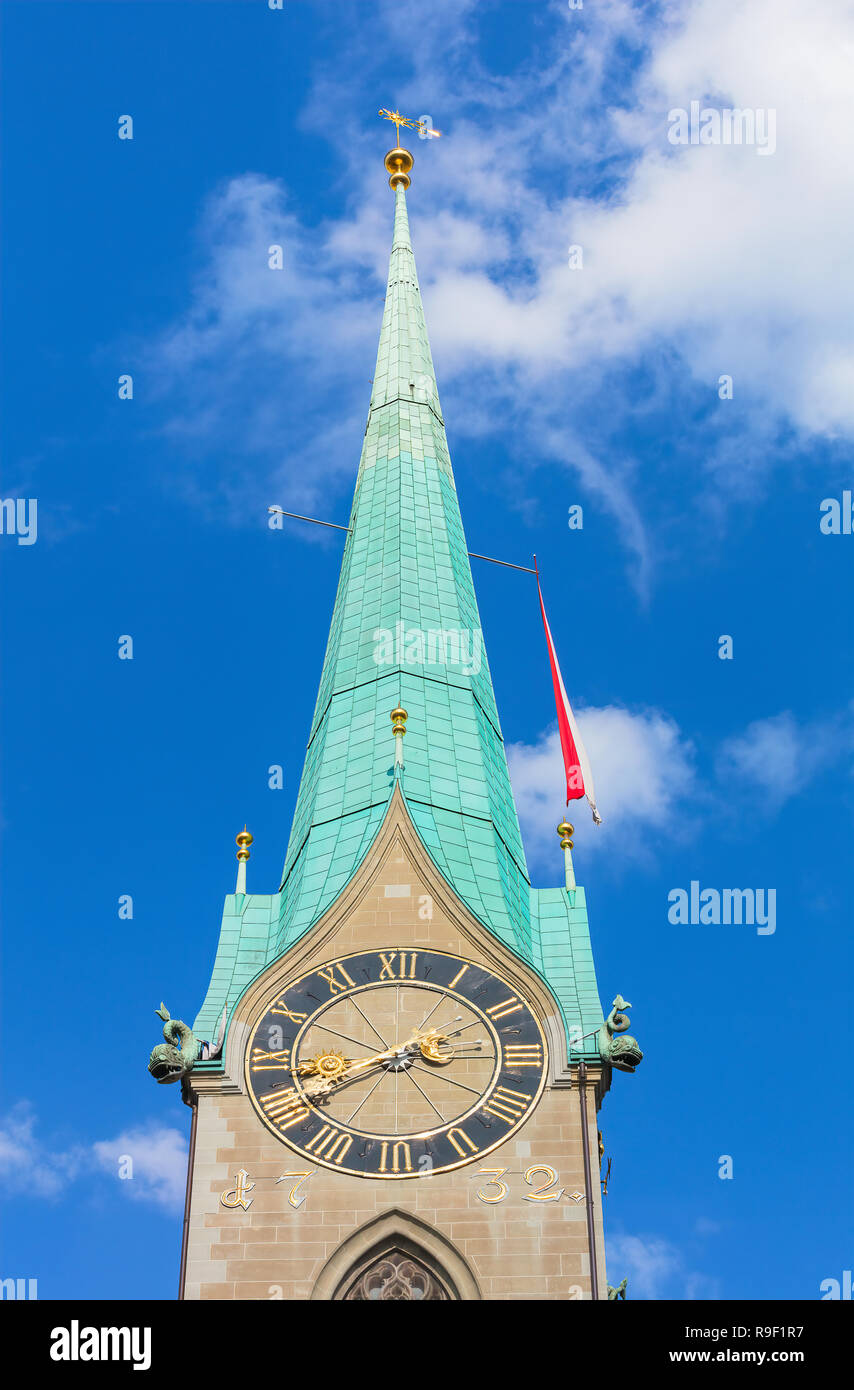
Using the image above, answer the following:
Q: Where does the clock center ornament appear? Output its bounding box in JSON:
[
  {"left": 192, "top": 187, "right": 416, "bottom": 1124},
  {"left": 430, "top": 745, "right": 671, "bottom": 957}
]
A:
[
  {"left": 298, "top": 1023, "right": 459, "bottom": 1095},
  {"left": 244, "top": 947, "right": 548, "bottom": 1178}
]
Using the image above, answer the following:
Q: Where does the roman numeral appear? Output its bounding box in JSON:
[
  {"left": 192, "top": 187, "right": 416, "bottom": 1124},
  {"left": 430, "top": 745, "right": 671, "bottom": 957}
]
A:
[
  {"left": 447, "top": 963, "right": 469, "bottom": 990},
  {"left": 250, "top": 1047, "right": 291, "bottom": 1073},
  {"left": 378, "top": 951, "right": 418, "bottom": 980},
  {"left": 483, "top": 1086, "right": 531, "bottom": 1125},
  {"left": 378, "top": 1141, "right": 413, "bottom": 1173},
  {"left": 270, "top": 1000, "right": 307, "bottom": 1024},
  {"left": 504, "top": 1045, "right": 542, "bottom": 1068},
  {"left": 316, "top": 961, "right": 357, "bottom": 994},
  {"left": 486, "top": 997, "right": 524, "bottom": 1021},
  {"left": 260, "top": 1087, "right": 309, "bottom": 1130},
  {"left": 303, "top": 1126, "right": 353, "bottom": 1165},
  {"left": 446, "top": 1127, "right": 479, "bottom": 1157}
]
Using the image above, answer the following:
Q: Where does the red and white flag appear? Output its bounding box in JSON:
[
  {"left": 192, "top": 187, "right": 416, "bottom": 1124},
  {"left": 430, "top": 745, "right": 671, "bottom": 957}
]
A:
[{"left": 535, "top": 564, "right": 602, "bottom": 825}]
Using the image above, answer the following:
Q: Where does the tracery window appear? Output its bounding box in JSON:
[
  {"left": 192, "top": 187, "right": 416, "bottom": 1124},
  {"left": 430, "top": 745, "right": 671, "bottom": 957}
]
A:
[{"left": 340, "top": 1248, "right": 450, "bottom": 1301}]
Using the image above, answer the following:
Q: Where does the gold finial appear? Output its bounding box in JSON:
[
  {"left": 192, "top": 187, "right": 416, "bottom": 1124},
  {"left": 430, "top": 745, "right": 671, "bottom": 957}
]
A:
[
  {"left": 391, "top": 707, "right": 408, "bottom": 773},
  {"left": 557, "top": 820, "right": 576, "bottom": 895},
  {"left": 384, "top": 144, "right": 413, "bottom": 191},
  {"left": 379, "top": 109, "right": 441, "bottom": 190},
  {"left": 235, "top": 826, "right": 253, "bottom": 894}
]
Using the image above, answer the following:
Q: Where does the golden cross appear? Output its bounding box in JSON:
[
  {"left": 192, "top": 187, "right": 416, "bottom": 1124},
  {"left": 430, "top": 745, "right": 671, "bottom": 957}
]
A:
[{"left": 379, "top": 108, "right": 441, "bottom": 141}]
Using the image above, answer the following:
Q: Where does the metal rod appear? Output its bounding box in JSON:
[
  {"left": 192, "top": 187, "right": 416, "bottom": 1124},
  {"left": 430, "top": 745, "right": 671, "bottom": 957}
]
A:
[
  {"left": 577, "top": 1061, "right": 600, "bottom": 1301},
  {"left": 268, "top": 507, "right": 352, "bottom": 533},
  {"left": 467, "top": 551, "right": 537, "bottom": 574},
  {"left": 177, "top": 1092, "right": 198, "bottom": 1301},
  {"left": 269, "top": 508, "right": 536, "bottom": 573}
]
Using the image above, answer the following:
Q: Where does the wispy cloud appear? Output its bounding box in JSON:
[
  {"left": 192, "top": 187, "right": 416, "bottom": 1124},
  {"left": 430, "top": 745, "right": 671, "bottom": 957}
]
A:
[
  {"left": 137, "top": 0, "right": 854, "bottom": 592},
  {"left": 92, "top": 1125, "right": 188, "bottom": 1212},
  {"left": 0, "top": 1105, "right": 187, "bottom": 1213},
  {"left": 606, "top": 1229, "right": 721, "bottom": 1299},
  {"left": 0, "top": 1104, "right": 85, "bottom": 1198},
  {"left": 508, "top": 705, "right": 699, "bottom": 868},
  {"left": 510, "top": 698, "right": 854, "bottom": 869},
  {"left": 716, "top": 706, "right": 854, "bottom": 813}
]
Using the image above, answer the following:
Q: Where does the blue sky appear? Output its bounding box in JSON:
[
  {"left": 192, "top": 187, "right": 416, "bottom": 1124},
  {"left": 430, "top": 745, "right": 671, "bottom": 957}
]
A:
[{"left": 1, "top": 0, "right": 851, "bottom": 1300}]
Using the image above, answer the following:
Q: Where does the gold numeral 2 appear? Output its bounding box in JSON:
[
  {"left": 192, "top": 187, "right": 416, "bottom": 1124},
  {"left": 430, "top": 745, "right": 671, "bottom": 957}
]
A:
[{"left": 486, "top": 997, "right": 524, "bottom": 1021}]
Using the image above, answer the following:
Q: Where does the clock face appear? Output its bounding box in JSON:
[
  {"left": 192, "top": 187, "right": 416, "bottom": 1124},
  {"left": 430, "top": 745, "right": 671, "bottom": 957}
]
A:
[{"left": 245, "top": 947, "right": 548, "bottom": 1178}]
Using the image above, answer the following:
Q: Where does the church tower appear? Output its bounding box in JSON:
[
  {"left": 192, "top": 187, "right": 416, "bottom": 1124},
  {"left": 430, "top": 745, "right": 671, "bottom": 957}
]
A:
[{"left": 150, "top": 129, "right": 641, "bottom": 1302}]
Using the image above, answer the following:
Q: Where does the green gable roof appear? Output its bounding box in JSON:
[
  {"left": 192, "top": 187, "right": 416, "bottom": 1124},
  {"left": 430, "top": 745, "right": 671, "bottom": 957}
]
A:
[{"left": 193, "top": 181, "right": 603, "bottom": 1055}]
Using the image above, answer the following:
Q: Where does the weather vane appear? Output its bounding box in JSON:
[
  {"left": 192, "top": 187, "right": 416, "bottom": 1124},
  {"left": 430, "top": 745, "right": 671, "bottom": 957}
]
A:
[{"left": 379, "top": 108, "right": 442, "bottom": 142}]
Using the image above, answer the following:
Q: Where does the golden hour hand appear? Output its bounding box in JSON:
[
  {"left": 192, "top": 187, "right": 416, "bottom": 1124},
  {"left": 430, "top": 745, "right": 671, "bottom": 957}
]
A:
[
  {"left": 296, "top": 1026, "right": 484, "bottom": 1098},
  {"left": 401, "top": 1024, "right": 485, "bottom": 1066},
  {"left": 296, "top": 1049, "right": 351, "bottom": 1081}
]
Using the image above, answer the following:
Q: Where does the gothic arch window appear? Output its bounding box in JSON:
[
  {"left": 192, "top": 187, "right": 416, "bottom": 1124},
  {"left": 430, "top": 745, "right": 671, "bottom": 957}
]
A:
[
  {"left": 338, "top": 1247, "right": 451, "bottom": 1301},
  {"left": 311, "top": 1209, "right": 481, "bottom": 1301}
]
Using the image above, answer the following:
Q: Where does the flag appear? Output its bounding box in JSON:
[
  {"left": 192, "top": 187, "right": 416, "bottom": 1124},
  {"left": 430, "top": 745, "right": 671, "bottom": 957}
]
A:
[{"left": 535, "top": 563, "right": 602, "bottom": 825}]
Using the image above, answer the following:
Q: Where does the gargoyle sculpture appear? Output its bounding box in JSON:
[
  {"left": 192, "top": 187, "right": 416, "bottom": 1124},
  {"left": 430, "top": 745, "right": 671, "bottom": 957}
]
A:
[
  {"left": 598, "top": 995, "right": 643, "bottom": 1073},
  {"left": 147, "top": 1004, "right": 202, "bottom": 1084}
]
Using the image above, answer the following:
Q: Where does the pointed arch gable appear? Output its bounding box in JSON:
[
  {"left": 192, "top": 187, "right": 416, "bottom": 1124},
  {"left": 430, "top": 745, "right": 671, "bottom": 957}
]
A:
[{"left": 310, "top": 1208, "right": 481, "bottom": 1302}]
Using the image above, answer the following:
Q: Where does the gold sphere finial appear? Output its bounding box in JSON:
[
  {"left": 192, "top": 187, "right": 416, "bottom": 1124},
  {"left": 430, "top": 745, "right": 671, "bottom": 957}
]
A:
[
  {"left": 557, "top": 820, "right": 574, "bottom": 851},
  {"left": 236, "top": 826, "right": 253, "bottom": 862},
  {"left": 379, "top": 109, "right": 422, "bottom": 189},
  {"left": 391, "top": 706, "right": 408, "bottom": 736},
  {"left": 384, "top": 145, "right": 413, "bottom": 190}
]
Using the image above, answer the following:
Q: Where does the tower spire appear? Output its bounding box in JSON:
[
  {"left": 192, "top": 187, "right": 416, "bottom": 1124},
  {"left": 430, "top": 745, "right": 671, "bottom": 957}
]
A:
[
  {"left": 193, "top": 138, "right": 604, "bottom": 1059},
  {"left": 273, "top": 164, "right": 533, "bottom": 958}
]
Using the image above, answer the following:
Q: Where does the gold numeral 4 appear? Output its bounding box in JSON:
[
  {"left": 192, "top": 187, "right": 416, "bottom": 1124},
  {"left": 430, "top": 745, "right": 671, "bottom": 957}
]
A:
[{"left": 483, "top": 1086, "right": 531, "bottom": 1124}]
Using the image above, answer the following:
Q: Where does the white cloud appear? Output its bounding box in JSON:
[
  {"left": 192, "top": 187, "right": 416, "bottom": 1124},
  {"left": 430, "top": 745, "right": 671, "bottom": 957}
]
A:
[
  {"left": 606, "top": 1230, "right": 720, "bottom": 1299},
  {"left": 0, "top": 1106, "right": 187, "bottom": 1212},
  {"left": 0, "top": 1103, "right": 84, "bottom": 1198},
  {"left": 400, "top": 0, "right": 854, "bottom": 437},
  {"left": 510, "top": 700, "right": 854, "bottom": 869},
  {"left": 141, "top": 0, "right": 854, "bottom": 589},
  {"left": 715, "top": 707, "right": 854, "bottom": 812},
  {"left": 92, "top": 1125, "right": 188, "bottom": 1212},
  {"left": 507, "top": 705, "right": 698, "bottom": 868}
]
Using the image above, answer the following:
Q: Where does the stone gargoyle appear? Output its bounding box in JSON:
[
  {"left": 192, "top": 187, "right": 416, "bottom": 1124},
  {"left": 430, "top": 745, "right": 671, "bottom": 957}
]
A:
[{"left": 598, "top": 995, "right": 643, "bottom": 1073}]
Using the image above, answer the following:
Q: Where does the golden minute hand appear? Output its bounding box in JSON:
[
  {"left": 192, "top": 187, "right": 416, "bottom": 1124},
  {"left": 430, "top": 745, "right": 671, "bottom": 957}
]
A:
[{"left": 298, "top": 1045, "right": 400, "bottom": 1099}]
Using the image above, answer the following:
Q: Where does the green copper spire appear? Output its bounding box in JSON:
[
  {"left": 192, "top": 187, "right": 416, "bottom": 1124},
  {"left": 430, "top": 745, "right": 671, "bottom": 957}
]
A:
[
  {"left": 276, "top": 180, "right": 532, "bottom": 944},
  {"left": 193, "top": 165, "right": 603, "bottom": 1053}
]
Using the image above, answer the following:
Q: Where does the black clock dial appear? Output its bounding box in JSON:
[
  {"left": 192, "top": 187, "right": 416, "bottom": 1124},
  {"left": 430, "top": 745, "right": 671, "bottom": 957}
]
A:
[{"left": 245, "top": 948, "right": 548, "bottom": 1178}]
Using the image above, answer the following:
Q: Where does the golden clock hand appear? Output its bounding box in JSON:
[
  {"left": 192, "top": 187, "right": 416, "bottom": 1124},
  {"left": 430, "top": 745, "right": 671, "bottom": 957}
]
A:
[
  {"left": 394, "top": 1018, "right": 462, "bottom": 1054},
  {"left": 297, "top": 1042, "right": 401, "bottom": 1099},
  {"left": 419, "top": 1034, "right": 487, "bottom": 1064},
  {"left": 299, "top": 1058, "right": 387, "bottom": 1100}
]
